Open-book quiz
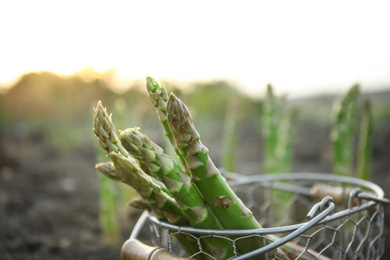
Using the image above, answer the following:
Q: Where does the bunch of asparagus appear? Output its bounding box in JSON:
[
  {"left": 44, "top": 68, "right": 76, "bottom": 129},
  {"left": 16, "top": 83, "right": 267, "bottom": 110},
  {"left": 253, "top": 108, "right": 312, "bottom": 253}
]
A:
[{"left": 94, "top": 77, "right": 324, "bottom": 259}]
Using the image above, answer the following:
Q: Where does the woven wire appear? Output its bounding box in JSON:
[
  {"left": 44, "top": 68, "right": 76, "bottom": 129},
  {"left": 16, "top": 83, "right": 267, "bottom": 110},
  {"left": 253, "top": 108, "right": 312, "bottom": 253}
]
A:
[{"left": 131, "top": 173, "right": 387, "bottom": 259}]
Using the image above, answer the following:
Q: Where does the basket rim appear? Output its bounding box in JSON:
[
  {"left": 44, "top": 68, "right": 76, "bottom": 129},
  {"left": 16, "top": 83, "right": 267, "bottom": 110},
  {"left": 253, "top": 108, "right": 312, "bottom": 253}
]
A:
[{"left": 144, "top": 173, "right": 385, "bottom": 236}]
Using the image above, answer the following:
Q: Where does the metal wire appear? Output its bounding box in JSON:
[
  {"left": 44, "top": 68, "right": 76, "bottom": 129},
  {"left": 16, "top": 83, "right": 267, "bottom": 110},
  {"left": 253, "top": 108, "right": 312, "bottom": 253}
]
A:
[{"left": 130, "top": 173, "right": 388, "bottom": 259}]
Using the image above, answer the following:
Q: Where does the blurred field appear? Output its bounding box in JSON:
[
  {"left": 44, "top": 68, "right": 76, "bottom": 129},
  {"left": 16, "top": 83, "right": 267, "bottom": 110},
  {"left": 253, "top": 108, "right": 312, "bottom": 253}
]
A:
[{"left": 1, "top": 71, "right": 390, "bottom": 259}]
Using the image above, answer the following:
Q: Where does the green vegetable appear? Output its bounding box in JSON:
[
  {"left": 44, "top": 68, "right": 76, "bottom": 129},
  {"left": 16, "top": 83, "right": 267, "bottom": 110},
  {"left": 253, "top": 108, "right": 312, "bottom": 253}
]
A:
[
  {"left": 261, "top": 85, "right": 284, "bottom": 174},
  {"left": 95, "top": 149, "right": 121, "bottom": 246},
  {"left": 110, "top": 151, "right": 188, "bottom": 226},
  {"left": 120, "top": 127, "right": 234, "bottom": 259},
  {"left": 94, "top": 100, "right": 207, "bottom": 257},
  {"left": 261, "top": 84, "right": 298, "bottom": 174},
  {"left": 167, "top": 93, "right": 266, "bottom": 257},
  {"left": 260, "top": 86, "right": 298, "bottom": 224},
  {"left": 93, "top": 100, "right": 185, "bottom": 224},
  {"left": 221, "top": 98, "right": 239, "bottom": 172},
  {"left": 93, "top": 101, "right": 131, "bottom": 158},
  {"left": 357, "top": 99, "right": 372, "bottom": 180},
  {"left": 330, "top": 84, "right": 360, "bottom": 176},
  {"left": 275, "top": 107, "right": 298, "bottom": 173},
  {"left": 146, "top": 77, "right": 191, "bottom": 175},
  {"left": 95, "top": 161, "right": 122, "bottom": 182}
]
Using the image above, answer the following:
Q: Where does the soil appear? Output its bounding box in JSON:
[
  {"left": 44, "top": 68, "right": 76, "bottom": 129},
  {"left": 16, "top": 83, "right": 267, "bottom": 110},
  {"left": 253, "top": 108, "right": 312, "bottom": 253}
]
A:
[{"left": 1, "top": 123, "right": 390, "bottom": 259}]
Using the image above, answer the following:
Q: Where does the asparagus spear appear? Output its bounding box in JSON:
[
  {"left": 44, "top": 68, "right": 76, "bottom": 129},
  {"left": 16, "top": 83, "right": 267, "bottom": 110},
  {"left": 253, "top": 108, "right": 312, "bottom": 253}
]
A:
[
  {"left": 261, "top": 85, "right": 284, "bottom": 174},
  {"left": 95, "top": 155, "right": 121, "bottom": 246},
  {"left": 95, "top": 101, "right": 171, "bottom": 183},
  {"left": 93, "top": 105, "right": 128, "bottom": 245},
  {"left": 166, "top": 94, "right": 260, "bottom": 228},
  {"left": 275, "top": 107, "right": 298, "bottom": 173},
  {"left": 110, "top": 151, "right": 188, "bottom": 226},
  {"left": 93, "top": 101, "right": 132, "bottom": 158},
  {"left": 330, "top": 84, "right": 360, "bottom": 176},
  {"left": 95, "top": 161, "right": 123, "bottom": 182},
  {"left": 96, "top": 160, "right": 165, "bottom": 198},
  {"left": 167, "top": 93, "right": 269, "bottom": 257},
  {"left": 119, "top": 128, "right": 220, "bottom": 226},
  {"left": 146, "top": 77, "right": 192, "bottom": 177},
  {"left": 96, "top": 161, "right": 150, "bottom": 208},
  {"left": 93, "top": 101, "right": 185, "bottom": 223},
  {"left": 221, "top": 98, "right": 239, "bottom": 173},
  {"left": 146, "top": 77, "right": 173, "bottom": 144},
  {"left": 111, "top": 151, "right": 210, "bottom": 259},
  {"left": 357, "top": 99, "right": 372, "bottom": 180},
  {"left": 119, "top": 127, "right": 235, "bottom": 259}
]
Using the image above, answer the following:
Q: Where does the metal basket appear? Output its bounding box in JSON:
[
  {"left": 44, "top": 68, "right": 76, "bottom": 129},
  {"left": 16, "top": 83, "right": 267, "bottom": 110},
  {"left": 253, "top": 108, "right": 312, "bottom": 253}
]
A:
[{"left": 125, "top": 173, "right": 390, "bottom": 259}]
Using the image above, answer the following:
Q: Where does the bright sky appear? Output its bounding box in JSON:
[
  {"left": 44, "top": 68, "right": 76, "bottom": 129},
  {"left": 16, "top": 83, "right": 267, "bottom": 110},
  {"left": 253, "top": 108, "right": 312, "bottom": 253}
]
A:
[{"left": 1, "top": 0, "right": 390, "bottom": 97}]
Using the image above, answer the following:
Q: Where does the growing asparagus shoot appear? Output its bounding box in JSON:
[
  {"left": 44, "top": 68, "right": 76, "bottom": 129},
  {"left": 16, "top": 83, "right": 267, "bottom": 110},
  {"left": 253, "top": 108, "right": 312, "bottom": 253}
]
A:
[
  {"left": 357, "top": 99, "right": 373, "bottom": 180},
  {"left": 95, "top": 148, "right": 121, "bottom": 246},
  {"left": 330, "top": 84, "right": 360, "bottom": 176},
  {"left": 221, "top": 98, "right": 239, "bottom": 173}
]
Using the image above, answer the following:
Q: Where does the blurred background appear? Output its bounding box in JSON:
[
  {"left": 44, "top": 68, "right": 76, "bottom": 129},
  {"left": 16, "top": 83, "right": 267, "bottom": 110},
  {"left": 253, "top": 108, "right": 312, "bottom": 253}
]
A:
[{"left": 1, "top": 1, "right": 390, "bottom": 259}]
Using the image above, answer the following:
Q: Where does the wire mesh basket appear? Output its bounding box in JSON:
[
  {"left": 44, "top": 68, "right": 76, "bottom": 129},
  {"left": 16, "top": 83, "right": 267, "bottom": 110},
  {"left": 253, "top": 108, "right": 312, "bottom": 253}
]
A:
[{"left": 126, "top": 173, "right": 389, "bottom": 259}]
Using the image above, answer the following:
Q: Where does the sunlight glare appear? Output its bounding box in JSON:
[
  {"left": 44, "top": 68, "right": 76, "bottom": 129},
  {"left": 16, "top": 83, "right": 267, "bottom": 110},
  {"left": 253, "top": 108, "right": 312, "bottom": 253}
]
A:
[{"left": 1, "top": 0, "right": 389, "bottom": 97}]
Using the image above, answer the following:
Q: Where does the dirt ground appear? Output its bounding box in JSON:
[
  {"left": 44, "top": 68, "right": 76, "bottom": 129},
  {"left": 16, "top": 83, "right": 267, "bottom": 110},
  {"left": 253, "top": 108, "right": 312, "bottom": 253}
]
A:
[{"left": 1, "top": 123, "right": 390, "bottom": 259}]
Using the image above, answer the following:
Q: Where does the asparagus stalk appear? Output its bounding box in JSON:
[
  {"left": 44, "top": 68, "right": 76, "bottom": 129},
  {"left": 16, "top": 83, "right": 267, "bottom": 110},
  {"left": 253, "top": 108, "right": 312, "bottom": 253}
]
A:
[
  {"left": 260, "top": 85, "right": 298, "bottom": 173},
  {"left": 93, "top": 100, "right": 132, "bottom": 158},
  {"left": 96, "top": 161, "right": 152, "bottom": 209},
  {"left": 94, "top": 101, "right": 169, "bottom": 185},
  {"left": 261, "top": 85, "right": 284, "bottom": 174},
  {"left": 119, "top": 128, "right": 221, "bottom": 227},
  {"left": 167, "top": 93, "right": 270, "bottom": 257},
  {"left": 146, "top": 77, "right": 173, "bottom": 144},
  {"left": 96, "top": 160, "right": 144, "bottom": 221},
  {"left": 270, "top": 107, "right": 298, "bottom": 225},
  {"left": 110, "top": 151, "right": 188, "bottom": 226},
  {"left": 166, "top": 93, "right": 260, "bottom": 228},
  {"left": 93, "top": 101, "right": 185, "bottom": 223},
  {"left": 94, "top": 101, "right": 156, "bottom": 234},
  {"left": 275, "top": 108, "right": 298, "bottom": 173},
  {"left": 166, "top": 93, "right": 260, "bottom": 229},
  {"left": 95, "top": 150, "right": 121, "bottom": 246},
  {"left": 119, "top": 127, "right": 235, "bottom": 259},
  {"left": 111, "top": 151, "right": 209, "bottom": 259},
  {"left": 330, "top": 84, "right": 360, "bottom": 176},
  {"left": 357, "top": 99, "right": 372, "bottom": 180},
  {"left": 95, "top": 160, "right": 169, "bottom": 220},
  {"left": 221, "top": 98, "right": 239, "bottom": 173},
  {"left": 146, "top": 77, "right": 192, "bottom": 176}
]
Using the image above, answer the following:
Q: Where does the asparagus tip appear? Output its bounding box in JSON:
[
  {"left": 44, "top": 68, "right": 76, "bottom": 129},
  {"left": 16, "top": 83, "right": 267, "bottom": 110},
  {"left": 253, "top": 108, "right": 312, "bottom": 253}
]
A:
[
  {"left": 167, "top": 93, "right": 193, "bottom": 131},
  {"left": 94, "top": 100, "right": 104, "bottom": 112},
  {"left": 146, "top": 76, "right": 160, "bottom": 93},
  {"left": 167, "top": 92, "right": 180, "bottom": 115},
  {"left": 95, "top": 161, "right": 123, "bottom": 182}
]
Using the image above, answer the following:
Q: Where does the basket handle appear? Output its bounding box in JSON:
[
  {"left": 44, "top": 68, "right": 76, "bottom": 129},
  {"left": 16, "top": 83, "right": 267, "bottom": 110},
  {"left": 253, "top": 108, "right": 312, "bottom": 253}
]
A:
[{"left": 121, "top": 238, "right": 190, "bottom": 260}]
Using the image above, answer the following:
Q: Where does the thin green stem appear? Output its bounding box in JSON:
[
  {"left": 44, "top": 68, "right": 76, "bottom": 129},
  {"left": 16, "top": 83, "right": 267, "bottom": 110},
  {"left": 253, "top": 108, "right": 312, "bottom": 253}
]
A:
[
  {"left": 330, "top": 84, "right": 360, "bottom": 176},
  {"left": 221, "top": 98, "right": 239, "bottom": 173},
  {"left": 357, "top": 99, "right": 372, "bottom": 180}
]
